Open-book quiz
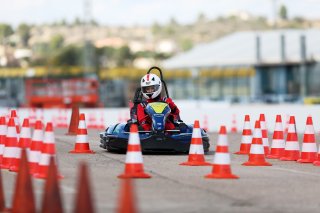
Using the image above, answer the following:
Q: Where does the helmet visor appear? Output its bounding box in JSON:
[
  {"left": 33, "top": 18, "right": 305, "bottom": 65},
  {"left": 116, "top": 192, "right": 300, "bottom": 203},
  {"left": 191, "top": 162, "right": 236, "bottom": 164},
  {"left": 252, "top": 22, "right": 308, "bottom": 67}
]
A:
[{"left": 142, "top": 85, "right": 160, "bottom": 94}]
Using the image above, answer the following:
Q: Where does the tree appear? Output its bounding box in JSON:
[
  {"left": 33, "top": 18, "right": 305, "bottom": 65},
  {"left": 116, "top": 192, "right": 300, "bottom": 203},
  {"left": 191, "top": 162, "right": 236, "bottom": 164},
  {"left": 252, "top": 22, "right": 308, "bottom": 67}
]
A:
[
  {"left": 0, "top": 23, "right": 13, "bottom": 42},
  {"left": 49, "top": 34, "right": 64, "bottom": 51},
  {"left": 17, "top": 23, "right": 31, "bottom": 47},
  {"left": 51, "top": 45, "right": 81, "bottom": 66},
  {"left": 279, "top": 4, "right": 288, "bottom": 20},
  {"left": 151, "top": 22, "right": 161, "bottom": 35}
]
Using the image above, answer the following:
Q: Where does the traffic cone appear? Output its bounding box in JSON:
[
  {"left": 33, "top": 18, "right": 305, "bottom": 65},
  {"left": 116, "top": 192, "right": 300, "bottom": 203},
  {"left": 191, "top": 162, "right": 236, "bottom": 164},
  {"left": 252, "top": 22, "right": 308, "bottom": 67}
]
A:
[
  {"left": 235, "top": 115, "right": 252, "bottom": 155},
  {"left": 1, "top": 118, "right": 18, "bottom": 170},
  {"left": 280, "top": 116, "right": 300, "bottom": 161},
  {"left": 259, "top": 114, "right": 269, "bottom": 155},
  {"left": 34, "top": 122, "right": 63, "bottom": 179},
  {"left": 10, "top": 118, "right": 32, "bottom": 172},
  {"left": 297, "top": 116, "right": 317, "bottom": 163},
  {"left": 10, "top": 109, "right": 20, "bottom": 136},
  {"left": 284, "top": 114, "right": 290, "bottom": 135},
  {"left": 117, "top": 179, "right": 137, "bottom": 213},
  {"left": 0, "top": 166, "right": 5, "bottom": 211},
  {"left": 73, "top": 163, "right": 95, "bottom": 213},
  {"left": 180, "top": 120, "right": 211, "bottom": 166},
  {"left": 41, "top": 156, "right": 63, "bottom": 213},
  {"left": 313, "top": 145, "right": 320, "bottom": 166},
  {"left": 267, "top": 115, "right": 285, "bottom": 159},
  {"left": 28, "top": 120, "right": 43, "bottom": 174},
  {"left": 66, "top": 105, "right": 79, "bottom": 135},
  {"left": 0, "top": 116, "right": 7, "bottom": 164},
  {"left": 230, "top": 114, "right": 237, "bottom": 133},
  {"left": 29, "top": 108, "right": 37, "bottom": 128},
  {"left": 205, "top": 126, "right": 239, "bottom": 179},
  {"left": 11, "top": 149, "right": 36, "bottom": 213},
  {"left": 242, "top": 120, "right": 272, "bottom": 166},
  {"left": 69, "top": 113, "right": 95, "bottom": 154},
  {"left": 118, "top": 124, "right": 151, "bottom": 178}
]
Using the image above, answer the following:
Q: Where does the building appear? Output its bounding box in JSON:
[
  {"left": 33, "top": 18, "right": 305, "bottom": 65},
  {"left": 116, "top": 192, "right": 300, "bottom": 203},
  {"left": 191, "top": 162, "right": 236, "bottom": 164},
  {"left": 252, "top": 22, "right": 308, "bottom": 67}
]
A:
[{"left": 162, "top": 29, "right": 320, "bottom": 103}]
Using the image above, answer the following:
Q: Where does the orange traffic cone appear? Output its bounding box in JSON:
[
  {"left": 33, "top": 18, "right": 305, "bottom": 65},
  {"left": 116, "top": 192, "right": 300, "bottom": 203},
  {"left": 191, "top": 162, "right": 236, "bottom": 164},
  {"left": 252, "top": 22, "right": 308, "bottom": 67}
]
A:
[
  {"left": 0, "top": 116, "right": 7, "bottom": 163},
  {"left": 11, "top": 149, "right": 36, "bottom": 213},
  {"left": 69, "top": 113, "right": 95, "bottom": 154},
  {"left": 180, "top": 120, "right": 211, "bottom": 166},
  {"left": 29, "top": 108, "right": 37, "bottom": 128},
  {"left": 118, "top": 124, "right": 151, "bottom": 178},
  {"left": 235, "top": 115, "right": 252, "bottom": 155},
  {"left": 242, "top": 120, "right": 272, "bottom": 166},
  {"left": 41, "top": 156, "right": 63, "bottom": 213},
  {"left": 10, "top": 109, "right": 20, "bottom": 136},
  {"left": 313, "top": 145, "right": 320, "bottom": 166},
  {"left": 34, "top": 122, "right": 63, "bottom": 179},
  {"left": 230, "top": 114, "right": 237, "bottom": 133},
  {"left": 10, "top": 118, "right": 32, "bottom": 172},
  {"left": 205, "top": 126, "right": 239, "bottom": 179},
  {"left": 28, "top": 120, "right": 43, "bottom": 174},
  {"left": 267, "top": 115, "right": 285, "bottom": 159},
  {"left": 280, "top": 116, "right": 300, "bottom": 161},
  {"left": 66, "top": 105, "right": 79, "bottom": 135},
  {"left": 259, "top": 114, "right": 269, "bottom": 155},
  {"left": 0, "top": 165, "right": 5, "bottom": 212},
  {"left": 117, "top": 179, "right": 137, "bottom": 213},
  {"left": 297, "top": 116, "right": 317, "bottom": 163},
  {"left": 1, "top": 118, "right": 18, "bottom": 169},
  {"left": 73, "top": 163, "right": 95, "bottom": 213}
]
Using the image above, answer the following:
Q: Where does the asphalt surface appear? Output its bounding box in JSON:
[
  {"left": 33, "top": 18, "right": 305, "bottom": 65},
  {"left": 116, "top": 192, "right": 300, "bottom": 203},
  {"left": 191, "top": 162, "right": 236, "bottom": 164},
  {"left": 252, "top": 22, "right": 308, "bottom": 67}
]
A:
[{"left": 2, "top": 128, "right": 320, "bottom": 213}]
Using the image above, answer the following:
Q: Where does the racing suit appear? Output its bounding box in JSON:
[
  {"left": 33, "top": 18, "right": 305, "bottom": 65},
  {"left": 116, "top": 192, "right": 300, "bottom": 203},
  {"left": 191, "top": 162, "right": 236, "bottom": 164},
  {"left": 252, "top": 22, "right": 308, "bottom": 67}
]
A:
[{"left": 137, "top": 96, "right": 180, "bottom": 131}]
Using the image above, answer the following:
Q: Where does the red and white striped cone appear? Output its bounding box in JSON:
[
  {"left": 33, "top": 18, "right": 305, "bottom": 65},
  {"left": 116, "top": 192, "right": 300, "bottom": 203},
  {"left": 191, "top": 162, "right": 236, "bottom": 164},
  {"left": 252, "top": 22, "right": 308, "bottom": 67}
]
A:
[
  {"left": 10, "top": 118, "right": 32, "bottom": 172},
  {"left": 10, "top": 109, "right": 20, "bottom": 137},
  {"left": 284, "top": 114, "right": 290, "bottom": 135},
  {"left": 118, "top": 124, "right": 151, "bottom": 178},
  {"left": 33, "top": 122, "right": 63, "bottom": 179},
  {"left": 0, "top": 116, "right": 7, "bottom": 164},
  {"left": 242, "top": 120, "right": 272, "bottom": 166},
  {"left": 28, "top": 120, "right": 43, "bottom": 174},
  {"left": 202, "top": 114, "right": 209, "bottom": 132},
  {"left": 280, "top": 116, "right": 300, "bottom": 161},
  {"left": 259, "top": 114, "right": 269, "bottom": 155},
  {"left": 205, "top": 126, "right": 239, "bottom": 179},
  {"left": 69, "top": 113, "right": 95, "bottom": 154},
  {"left": 297, "top": 116, "right": 317, "bottom": 163},
  {"left": 29, "top": 108, "right": 37, "bottom": 128},
  {"left": 1, "top": 118, "right": 19, "bottom": 169},
  {"left": 267, "top": 115, "right": 285, "bottom": 159},
  {"left": 235, "top": 115, "right": 252, "bottom": 155},
  {"left": 98, "top": 113, "right": 105, "bottom": 129},
  {"left": 180, "top": 120, "right": 211, "bottom": 166},
  {"left": 313, "top": 145, "right": 320, "bottom": 166},
  {"left": 87, "top": 113, "right": 96, "bottom": 129},
  {"left": 230, "top": 114, "right": 237, "bottom": 133}
]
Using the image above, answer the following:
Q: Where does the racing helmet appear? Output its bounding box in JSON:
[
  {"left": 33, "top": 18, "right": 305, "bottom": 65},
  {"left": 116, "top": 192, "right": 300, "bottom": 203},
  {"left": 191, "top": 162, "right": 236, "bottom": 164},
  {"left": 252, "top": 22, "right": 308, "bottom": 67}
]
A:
[{"left": 140, "top": 73, "right": 162, "bottom": 99}]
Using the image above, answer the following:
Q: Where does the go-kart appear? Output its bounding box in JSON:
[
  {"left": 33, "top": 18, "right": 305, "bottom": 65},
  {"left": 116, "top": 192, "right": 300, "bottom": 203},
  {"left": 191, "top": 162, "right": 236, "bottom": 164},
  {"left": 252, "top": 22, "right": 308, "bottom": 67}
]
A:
[{"left": 99, "top": 66, "right": 210, "bottom": 153}]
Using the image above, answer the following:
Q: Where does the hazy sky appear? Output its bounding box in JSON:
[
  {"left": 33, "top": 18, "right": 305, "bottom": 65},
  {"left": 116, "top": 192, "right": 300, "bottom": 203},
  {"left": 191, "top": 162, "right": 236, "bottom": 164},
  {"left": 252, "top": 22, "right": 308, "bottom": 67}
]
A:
[{"left": 1, "top": 0, "right": 320, "bottom": 26}]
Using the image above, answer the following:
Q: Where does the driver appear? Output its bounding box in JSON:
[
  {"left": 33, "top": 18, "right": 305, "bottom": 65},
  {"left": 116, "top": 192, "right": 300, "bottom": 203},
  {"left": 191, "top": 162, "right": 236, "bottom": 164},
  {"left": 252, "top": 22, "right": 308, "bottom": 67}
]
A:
[{"left": 137, "top": 73, "right": 180, "bottom": 131}]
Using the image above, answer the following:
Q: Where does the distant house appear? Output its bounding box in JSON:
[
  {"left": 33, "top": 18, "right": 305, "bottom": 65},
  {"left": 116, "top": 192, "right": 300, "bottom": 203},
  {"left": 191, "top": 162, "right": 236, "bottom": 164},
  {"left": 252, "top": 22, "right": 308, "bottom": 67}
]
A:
[{"left": 162, "top": 29, "right": 320, "bottom": 103}]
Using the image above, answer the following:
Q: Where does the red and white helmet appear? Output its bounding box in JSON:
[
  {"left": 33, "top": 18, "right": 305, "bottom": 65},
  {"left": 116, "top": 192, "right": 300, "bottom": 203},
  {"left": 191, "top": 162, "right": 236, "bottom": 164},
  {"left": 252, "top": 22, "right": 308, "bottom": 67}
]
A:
[{"left": 140, "top": 73, "right": 162, "bottom": 99}]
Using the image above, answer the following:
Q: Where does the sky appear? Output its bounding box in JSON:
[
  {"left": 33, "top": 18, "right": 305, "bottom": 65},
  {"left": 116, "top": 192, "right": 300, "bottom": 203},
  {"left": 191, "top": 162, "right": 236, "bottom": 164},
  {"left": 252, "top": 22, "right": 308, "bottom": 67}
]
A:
[{"left": 1, "top": 0, "right": 320, "bottom": 27}]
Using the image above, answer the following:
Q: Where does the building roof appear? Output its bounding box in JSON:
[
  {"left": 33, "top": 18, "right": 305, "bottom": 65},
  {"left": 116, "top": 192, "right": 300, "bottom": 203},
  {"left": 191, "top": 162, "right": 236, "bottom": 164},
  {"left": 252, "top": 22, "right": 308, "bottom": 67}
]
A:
[{"left": 162, "top": 29, "right": 320, "bottom": 69}]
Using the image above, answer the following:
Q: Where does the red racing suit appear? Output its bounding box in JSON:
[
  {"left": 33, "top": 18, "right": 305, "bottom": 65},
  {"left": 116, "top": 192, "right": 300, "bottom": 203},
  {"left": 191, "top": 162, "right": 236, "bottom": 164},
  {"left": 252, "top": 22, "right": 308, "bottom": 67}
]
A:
[{"left": 137, "top": 97, "right": 180, "bottom": 131}]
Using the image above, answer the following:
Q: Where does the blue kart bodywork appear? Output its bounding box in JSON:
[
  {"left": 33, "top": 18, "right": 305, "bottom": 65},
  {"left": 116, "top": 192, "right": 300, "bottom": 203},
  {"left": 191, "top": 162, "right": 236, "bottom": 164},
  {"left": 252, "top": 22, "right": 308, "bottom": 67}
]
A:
[{"left": 99, "top": 123, "right": 210, "bottom": 153}]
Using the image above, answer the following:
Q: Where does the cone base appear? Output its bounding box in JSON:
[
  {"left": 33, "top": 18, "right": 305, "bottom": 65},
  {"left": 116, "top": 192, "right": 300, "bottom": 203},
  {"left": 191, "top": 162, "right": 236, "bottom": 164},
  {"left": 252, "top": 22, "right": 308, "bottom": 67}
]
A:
[
  {"left": 297, "top": 158, "right": 315, "bottom": 163},
  {"left": 118, "top": 172, "right": 151, "bottom": 179},
  {"left": 205, "top": 173, "right": 239, "bottom": 179},
  {"left": 33, "top": 173, "right": 64, "bottom": 179},
  {"left": 279, "top": 156, "right": 298, "bottom": 161},
  {"left": 313, "top": 161, "right": 320, "bottom": 166},
  {"left": 242, "top": 161, "right": 272, "bottom": 166},
  {"left": 179, "top": 161, "right": 211, "bottom": 166},
  {"left": 65, "top": 132, "right": 77, "bottom": 136},
  {"left": 266, "top": 154, "right": 281, "bottom": 159},
  {"left": 69, "top": 149, "right": 95, "bottom": 154},
  {"left": 234, "top": 151, "right": 249, "bottom": 155}
]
